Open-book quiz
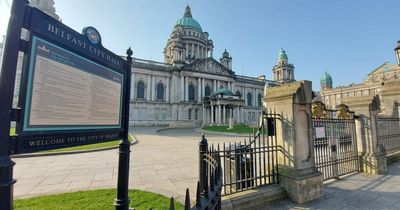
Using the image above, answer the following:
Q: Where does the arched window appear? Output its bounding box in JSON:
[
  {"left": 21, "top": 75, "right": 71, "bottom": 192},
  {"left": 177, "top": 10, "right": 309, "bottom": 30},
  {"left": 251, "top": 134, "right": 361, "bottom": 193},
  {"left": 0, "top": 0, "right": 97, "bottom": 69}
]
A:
[
  {"left": 156, "top": 82, "right": 164, "bottom": 100},
  {"left": 188, "top": 83, "right": 195, "bottom": 101},
  {"left": 137, "top": 81, "right": 145, "bottom": 99},
  {"left": 205, "top": 85, "right": 211, "bottom": 96},
  {"left": 258, "top": 93, "right": 263, "bottom": 107},
  {"left": 247, "top": 93, "right": 252, "bottom": 106}
]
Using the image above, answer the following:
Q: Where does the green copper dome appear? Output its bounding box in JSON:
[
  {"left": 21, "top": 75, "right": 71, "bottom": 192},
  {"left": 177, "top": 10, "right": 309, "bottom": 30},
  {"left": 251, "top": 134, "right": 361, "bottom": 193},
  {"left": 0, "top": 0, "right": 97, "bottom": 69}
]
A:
[
  {"left": 320, "top": 71, "right": 332, "bottom": 83},
  {"left": 278, "top": 48, "right": 288, "bottom": 59},
  {"left": 175, "top": 6, "right": 202, "bottom": 32}
]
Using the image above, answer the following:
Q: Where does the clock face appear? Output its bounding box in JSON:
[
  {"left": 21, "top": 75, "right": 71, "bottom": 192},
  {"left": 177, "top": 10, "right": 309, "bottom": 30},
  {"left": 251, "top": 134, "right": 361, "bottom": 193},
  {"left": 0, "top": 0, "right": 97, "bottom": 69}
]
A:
[{"left": 86, "top": 27, "right": 100, "bottom": 45}]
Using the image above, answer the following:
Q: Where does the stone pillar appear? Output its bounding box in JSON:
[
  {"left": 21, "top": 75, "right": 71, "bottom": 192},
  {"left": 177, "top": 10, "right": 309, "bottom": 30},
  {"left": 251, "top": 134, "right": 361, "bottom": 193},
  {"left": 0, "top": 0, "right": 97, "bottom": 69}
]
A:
[
  {"left": 253, "top": 88, "right": 256, "bottom": 106},
  {"left": 244, "top": 88, "right": 248, "bottom": 105},
  {"left": 343, "top": 96, "right": 388, "bottom": 175},
  {"left": 222, "top": 105, "right": 226, "bottom": 125},
  {"left": 185, "top": 76, "right": 189, "bottom": 101},
  {"left": 166, "top": 77, "right": 170, "bottom": 102},
  {"left": 131, "top": 72, "right": 135, "bottom": 100},
  {"left": 198, "top": 77, "right": 201, "bottom": 101},
  {"left": 202, "top": 78, "right": 205, "bottom": 98},
  {"left": 186, "top": 43, "right": 188, "bottom": 58},
  {"left": 211, "top": 105, "right": 214, "bottom": 125},
  {"left": 180, "top": 76, "right": 184, "bottom": 101},
  {"left": 213, "top": 80, "right": 217, "bottom": 92},
  {"left": 147, "top": 75, "right": 151, "bottom": 100},
  {"left": 202, "top": 106, "right": 206, "bottom": 126},
  {"left": 263, "top": 80, "right": 324, "bottom": 204},
  {"left": 237, "top": 106, "right": 240, "bottom": 124},
  {"left": 217, "top": 81, "right": 220, "bottom": 89},
  {"left": 151, "top": 75, "right": 156, "bottom": 101},
  {"left": 218, "top": 105, "right": 222, "bottom": 125}
]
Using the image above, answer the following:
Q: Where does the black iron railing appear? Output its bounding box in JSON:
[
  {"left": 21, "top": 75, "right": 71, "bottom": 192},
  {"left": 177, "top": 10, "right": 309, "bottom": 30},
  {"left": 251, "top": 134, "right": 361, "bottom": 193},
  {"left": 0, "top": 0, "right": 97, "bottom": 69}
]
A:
[
  {"left": 217, "top": 111, "right": 280, "bottom": 195},
  {"left": 168, "top": 111, "right": 280, "bottom": 209},
  {"left": 376, "top": 117, "right": 400, "bottom": 155},
  {"left": 168, "top": 135, "right": 223, "bottom": 210}
]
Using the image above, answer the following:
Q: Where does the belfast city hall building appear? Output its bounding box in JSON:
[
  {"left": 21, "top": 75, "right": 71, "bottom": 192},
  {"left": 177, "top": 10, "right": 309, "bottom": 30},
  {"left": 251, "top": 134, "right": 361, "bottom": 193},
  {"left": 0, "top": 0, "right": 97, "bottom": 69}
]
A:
[{"left": 129, "top": 6, "right": 295, "bottom": 127}]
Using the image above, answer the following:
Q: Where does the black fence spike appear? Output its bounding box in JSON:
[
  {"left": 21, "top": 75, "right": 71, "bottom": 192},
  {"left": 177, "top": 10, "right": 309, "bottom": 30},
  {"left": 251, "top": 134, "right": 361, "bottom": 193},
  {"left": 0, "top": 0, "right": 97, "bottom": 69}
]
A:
[
  {"left": 210, "top": 170, "right": 215, "bottom": 191},
  {"left": 170, "top": 197, "right": 175, "bottom": 210},
  {"left": 185, "top": 188, "right": 191, "bottom": 210},
  {"left": 196, "top": 181, "right": 201, "bottom": 207},
  {"left": 204, "top": 174, "right": 209, "bottom": 199}
]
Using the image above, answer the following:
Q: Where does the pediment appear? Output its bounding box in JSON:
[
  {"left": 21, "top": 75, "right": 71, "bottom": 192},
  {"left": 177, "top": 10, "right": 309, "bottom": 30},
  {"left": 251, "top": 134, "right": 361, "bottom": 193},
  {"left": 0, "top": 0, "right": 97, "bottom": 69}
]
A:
[{"left": 183, "top": 58, "right": 235, "bottom": 76}]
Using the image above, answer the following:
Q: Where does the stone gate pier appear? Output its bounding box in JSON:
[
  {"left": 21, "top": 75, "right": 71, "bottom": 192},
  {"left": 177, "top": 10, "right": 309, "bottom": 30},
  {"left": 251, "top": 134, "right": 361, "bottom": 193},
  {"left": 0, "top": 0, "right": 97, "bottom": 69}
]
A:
[{"left": 263, "top": 80, "right": 324, "bottom": 203}]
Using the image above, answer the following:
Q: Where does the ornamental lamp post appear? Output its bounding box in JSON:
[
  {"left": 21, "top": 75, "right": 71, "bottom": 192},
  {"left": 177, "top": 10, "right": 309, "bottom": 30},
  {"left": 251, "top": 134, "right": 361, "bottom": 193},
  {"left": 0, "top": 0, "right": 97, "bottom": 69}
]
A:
[{"left": 395, "top": 40, "right": 400, "bottom": 66}]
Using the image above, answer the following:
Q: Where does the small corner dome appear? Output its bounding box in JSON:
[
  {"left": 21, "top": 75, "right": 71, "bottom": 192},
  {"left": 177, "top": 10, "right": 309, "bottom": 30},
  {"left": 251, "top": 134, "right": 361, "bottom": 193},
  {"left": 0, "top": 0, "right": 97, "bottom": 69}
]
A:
[
  {"left": 213, "top": 88, "right": 234, "bottom": 96},
  {"left": 222, "top": 49, "right": 230, "bottom": 58},
  {"left": 320, "top": 71, "right": 332, "bottom": 83},
  {"left": 278, "top": 48, "right": 288, "bottom": 59},
  {"left": 175, "top": 5, "right": 203, "bottom": 33}
]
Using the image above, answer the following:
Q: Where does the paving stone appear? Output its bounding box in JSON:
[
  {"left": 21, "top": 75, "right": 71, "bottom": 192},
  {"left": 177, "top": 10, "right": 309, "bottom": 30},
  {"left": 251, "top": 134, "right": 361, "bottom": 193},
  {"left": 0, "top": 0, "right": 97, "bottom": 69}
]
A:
[{"left": 12, "top": 127, "right": 400, "bottom": 210}]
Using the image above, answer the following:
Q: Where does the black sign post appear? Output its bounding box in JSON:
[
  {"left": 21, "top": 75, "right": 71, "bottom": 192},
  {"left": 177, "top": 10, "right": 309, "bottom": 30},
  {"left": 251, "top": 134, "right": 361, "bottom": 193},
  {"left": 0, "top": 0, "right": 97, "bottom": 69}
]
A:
[
  {"left": 0, "top": 0, "right": 134, "bottom": 209},
  {"left": 0, "top": 0, "right": 27, "bottom": 209},
  {"left": 114, "top": 48, "right": 132, "bottom": 210}
]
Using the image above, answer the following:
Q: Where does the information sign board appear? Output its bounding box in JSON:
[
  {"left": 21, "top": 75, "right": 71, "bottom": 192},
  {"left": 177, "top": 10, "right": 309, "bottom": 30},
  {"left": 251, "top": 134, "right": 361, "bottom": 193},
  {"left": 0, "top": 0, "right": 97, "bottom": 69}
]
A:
[{"left": 14, "top": 7, "right": 128, "bottom": 153}]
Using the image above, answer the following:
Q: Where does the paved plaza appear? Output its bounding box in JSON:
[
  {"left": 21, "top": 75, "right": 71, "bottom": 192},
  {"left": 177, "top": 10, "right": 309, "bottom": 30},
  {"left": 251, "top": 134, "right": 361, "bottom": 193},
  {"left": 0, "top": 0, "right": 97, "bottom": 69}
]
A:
[
  {"left": 13, "top": 127, "right": 400, "bottom": 209},
  {"left": 13, "top": 127, "right": 244, "bottom": 202}
]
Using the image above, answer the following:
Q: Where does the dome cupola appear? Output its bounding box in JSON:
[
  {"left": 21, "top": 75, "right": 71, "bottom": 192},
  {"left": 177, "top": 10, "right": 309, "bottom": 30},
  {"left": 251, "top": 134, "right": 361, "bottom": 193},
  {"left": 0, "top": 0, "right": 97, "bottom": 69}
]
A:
[
  {"left": 278, "top": 48, "right": 288, "bottom": 60},
  {"left": 175, "top": 5, "right": 202, "bottom": 32},
  {"left": 320, "top": 71, "right": 333, "bottom": 90}
]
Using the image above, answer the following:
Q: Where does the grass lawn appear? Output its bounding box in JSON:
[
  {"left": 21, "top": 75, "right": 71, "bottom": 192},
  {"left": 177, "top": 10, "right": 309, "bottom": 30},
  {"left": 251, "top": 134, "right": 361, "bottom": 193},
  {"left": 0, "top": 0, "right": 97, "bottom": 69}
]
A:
[
  {"left": 14, "top": 189, "right": 183, "bottom": 210},
  {"left": 202, "top": 124, "right": 256, "bottom": 134}
]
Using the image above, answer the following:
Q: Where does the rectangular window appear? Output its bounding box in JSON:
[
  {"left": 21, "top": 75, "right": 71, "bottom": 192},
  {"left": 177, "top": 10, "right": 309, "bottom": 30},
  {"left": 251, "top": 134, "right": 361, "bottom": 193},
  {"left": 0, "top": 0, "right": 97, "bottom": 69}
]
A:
[{"left": 188, "top": 108, "right": 192, "bottom": 120}]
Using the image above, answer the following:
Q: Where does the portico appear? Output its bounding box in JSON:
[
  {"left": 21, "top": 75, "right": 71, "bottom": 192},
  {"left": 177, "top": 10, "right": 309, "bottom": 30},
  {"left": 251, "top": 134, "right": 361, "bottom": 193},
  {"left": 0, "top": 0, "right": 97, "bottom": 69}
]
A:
[{"left": 202, "top": 88, "right": 244, "bottom": 126}]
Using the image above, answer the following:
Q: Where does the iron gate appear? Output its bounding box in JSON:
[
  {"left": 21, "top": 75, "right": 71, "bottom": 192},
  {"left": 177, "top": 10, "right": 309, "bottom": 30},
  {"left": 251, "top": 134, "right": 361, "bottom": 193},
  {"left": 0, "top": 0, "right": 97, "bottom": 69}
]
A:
[{"left": 312, "top": 102, "right": 359, "bottom": 180}]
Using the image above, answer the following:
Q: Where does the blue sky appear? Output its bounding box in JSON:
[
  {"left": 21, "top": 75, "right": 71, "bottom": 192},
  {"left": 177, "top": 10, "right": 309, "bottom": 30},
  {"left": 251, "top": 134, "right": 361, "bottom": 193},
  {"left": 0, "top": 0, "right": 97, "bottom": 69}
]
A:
[{"left": 1, "top": 0, "right": 400, "bottom": 90}]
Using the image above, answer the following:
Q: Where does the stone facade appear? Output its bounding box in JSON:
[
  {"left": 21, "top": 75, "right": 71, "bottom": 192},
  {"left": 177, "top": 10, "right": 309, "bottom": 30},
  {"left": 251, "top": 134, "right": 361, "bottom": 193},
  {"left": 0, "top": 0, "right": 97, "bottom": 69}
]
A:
[
  {"left": 129, "top": 6, "right": 289, "bottom": 127},
  {"left": 319, "top": 62, "right": 400, "bottom": 109}
]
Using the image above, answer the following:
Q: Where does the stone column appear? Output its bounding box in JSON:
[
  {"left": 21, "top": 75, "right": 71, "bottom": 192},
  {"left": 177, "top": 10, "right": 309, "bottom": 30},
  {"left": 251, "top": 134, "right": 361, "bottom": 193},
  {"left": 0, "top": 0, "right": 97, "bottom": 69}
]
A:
[
  {"left": 222, "top": 105, "right": 226, "bottom": 125},
  {"left": 180, "top": 76, "right": 184, "bottom": 101},
  {"left": 131, "top": 72, "right": 135, "bottom": 100},
  {"left": 217, "top": 81, "right": 220, "bottom": 89},
  {"left": 202, "top": 106, "right": 206, "bottom": 126},
  {"left": 213, "top": 80, "right": 217, "bottom": 92},
  {"left": 185, "top": 76, "right": 189, "bottom": 101},
  {"left": 244, "top": 88, "right": 248, "bottom": 106},
  {"left": 253, "top": 88, "right": 256, "bottom": 106},
  {"left": 197, "top": 45, "right": 200, "bottom": 58},
  {"left": 166, "top": 77, "right": 170, "bottom": 102},
  {"left": 211, "top": 105, "right": 214, "bottom": 125},
  {"left": 237, "top": 106, "right": 240, "bottom": 124},
  {"left": 147, "top": 75, "right": 151, "bottom": 100},
  {"left": 186, "top": 43, "right": 189, "bottom": 58},
  {"left": 191, "top": 43, "right": 194, "bottom": 57},
  {"left": 218, "top": 105, "right": 222, "bottom": 125},
  {"left": 343, "top": 96, "right": 387, "bottom": 175},
  {"left": 231, "top": 82, "right": 235, "bottom": 92},
  {"left": 198, "top": 77, "right": 201, "bottom": 102},
  {"left": 263, "top": 80, "right": 324, "bottom": 204},
  {"left": 151, "top": 75, "right": 156, "bottom": 101},
  {"left": 201, "top": 78, "right": 205, "bottom": 98}
]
